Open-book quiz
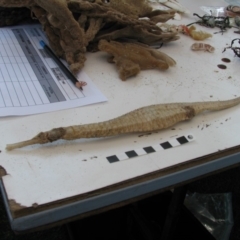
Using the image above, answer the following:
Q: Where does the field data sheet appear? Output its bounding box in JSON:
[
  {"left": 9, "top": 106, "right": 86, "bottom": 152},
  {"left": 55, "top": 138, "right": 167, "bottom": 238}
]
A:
[{"left": 0, "top": 25, "right": 107, "bottom": 117}]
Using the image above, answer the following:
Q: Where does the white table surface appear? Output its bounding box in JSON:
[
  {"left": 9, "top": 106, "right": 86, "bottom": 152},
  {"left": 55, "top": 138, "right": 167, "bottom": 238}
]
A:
[{"left": 1, "top": 0, "right": 240, "bottom": 228}]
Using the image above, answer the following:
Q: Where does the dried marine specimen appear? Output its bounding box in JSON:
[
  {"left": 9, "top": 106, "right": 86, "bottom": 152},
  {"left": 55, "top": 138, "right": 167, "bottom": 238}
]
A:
[
  {"left": 160, "top": 24, "right": 212, "bottom": 40},
  {"left": 188, "top": 25, "right": 212, "bottom": 40},
  {"left": 234, "top": 17, "right": 240, "bottom": 34},
  {"left": 6, "top": 96, "right": 240, "bottom": 150},
  {"left": 223, "top": 38, "right": 240, "bottom": 57},
  {"left": 187, "top": 13, "right": 231, "bottom": 34},
  {"left": 160, "top": 23, "right": 190, "bottom": 35},
  {"left": 0, "top": 0, "right": 179, "bottom": 76},
  {"left": 98, "top": 40, "right": 176, "bottom": 80},
  {"left": 191, "top": 43, "right": 215, "bottom": 53},
  {"left": 225, "top": 5, "right": 240, "bottom": 18}
]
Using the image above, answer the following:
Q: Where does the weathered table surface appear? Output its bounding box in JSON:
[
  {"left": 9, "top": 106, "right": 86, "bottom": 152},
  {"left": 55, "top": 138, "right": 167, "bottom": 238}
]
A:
[{"left": 1, "top": 0, "right": 240, "bottom": 232}]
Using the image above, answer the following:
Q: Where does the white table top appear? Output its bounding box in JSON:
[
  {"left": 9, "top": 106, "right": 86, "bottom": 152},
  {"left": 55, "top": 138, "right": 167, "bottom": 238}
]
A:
[{"left": 1, "top": 0, "right": 240, "bottom": 223}]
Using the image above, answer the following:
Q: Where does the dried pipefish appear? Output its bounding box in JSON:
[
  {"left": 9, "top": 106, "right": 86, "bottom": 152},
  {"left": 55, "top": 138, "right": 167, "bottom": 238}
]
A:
[
  {"left": 6, "top": 96, "right": 240, "bottom": 151},
  {"left": 191, "top": 43, "right": 215, "bottom": 53}
]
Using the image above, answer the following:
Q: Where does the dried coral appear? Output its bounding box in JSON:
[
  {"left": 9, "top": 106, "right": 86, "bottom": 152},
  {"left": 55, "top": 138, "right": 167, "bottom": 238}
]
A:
[
  {"left": 98, "top": 40, "right": 176, "bottom": 80},
  {"left": 0, "top": 0, "right": 179, "bottom": 78}
]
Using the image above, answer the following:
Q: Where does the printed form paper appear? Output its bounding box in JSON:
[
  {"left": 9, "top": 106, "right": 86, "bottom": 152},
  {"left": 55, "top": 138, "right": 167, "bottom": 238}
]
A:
[{"left": 0, "top": 25, "right": 107, "bottom": 117}]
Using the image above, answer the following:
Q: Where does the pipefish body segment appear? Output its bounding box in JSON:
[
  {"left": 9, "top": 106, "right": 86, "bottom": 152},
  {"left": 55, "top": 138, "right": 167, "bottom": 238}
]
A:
[{"left": 6, "top": 96, "right": 240, "bottom": 150}]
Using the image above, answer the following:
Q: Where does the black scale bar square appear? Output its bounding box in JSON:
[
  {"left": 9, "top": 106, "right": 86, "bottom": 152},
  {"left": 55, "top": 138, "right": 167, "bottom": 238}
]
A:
[
  {"left": 107, "top": 155, "right": 119, "bottom": 163},
  {"left": 125, "top": 150, "right": 138, "bottom": 158},
  {"left": 143, "top": 146, "right": 156, "bottom": 154},
  {"left": 160, "top": 141, "right": 172, "bottom": 149},
  {"left": 177, "top": 136, "right": 189, "bottom": 144}
]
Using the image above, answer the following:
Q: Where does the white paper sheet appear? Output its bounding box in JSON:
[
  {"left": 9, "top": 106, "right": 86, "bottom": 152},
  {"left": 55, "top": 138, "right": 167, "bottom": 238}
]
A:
[{"left": 0, "top": 25, "right": 107, "bottom": 117}]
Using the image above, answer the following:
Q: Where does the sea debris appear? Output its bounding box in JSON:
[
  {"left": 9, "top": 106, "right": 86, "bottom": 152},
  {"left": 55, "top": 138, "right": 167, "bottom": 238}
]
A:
[
  {"left": 187, "top": 13, "right": 231, "bottom": 34},
  {"left": 222, "top": 38, "right": 240, "bottom": 57},
  {"left": 6, "top": 96, "right": 240, "bottom": 150}
]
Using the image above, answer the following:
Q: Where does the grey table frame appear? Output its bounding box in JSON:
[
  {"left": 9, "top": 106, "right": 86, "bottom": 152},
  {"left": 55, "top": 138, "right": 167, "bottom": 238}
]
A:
[{"left": 1, "top": 150, "right": 240, "bottom": 232}]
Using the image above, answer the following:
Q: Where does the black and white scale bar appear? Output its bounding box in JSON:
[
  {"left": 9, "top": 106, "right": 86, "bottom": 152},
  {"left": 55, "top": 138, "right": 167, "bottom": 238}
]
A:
[{"left": 107, "top": 134, "right": 194, "bottom": 163}]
